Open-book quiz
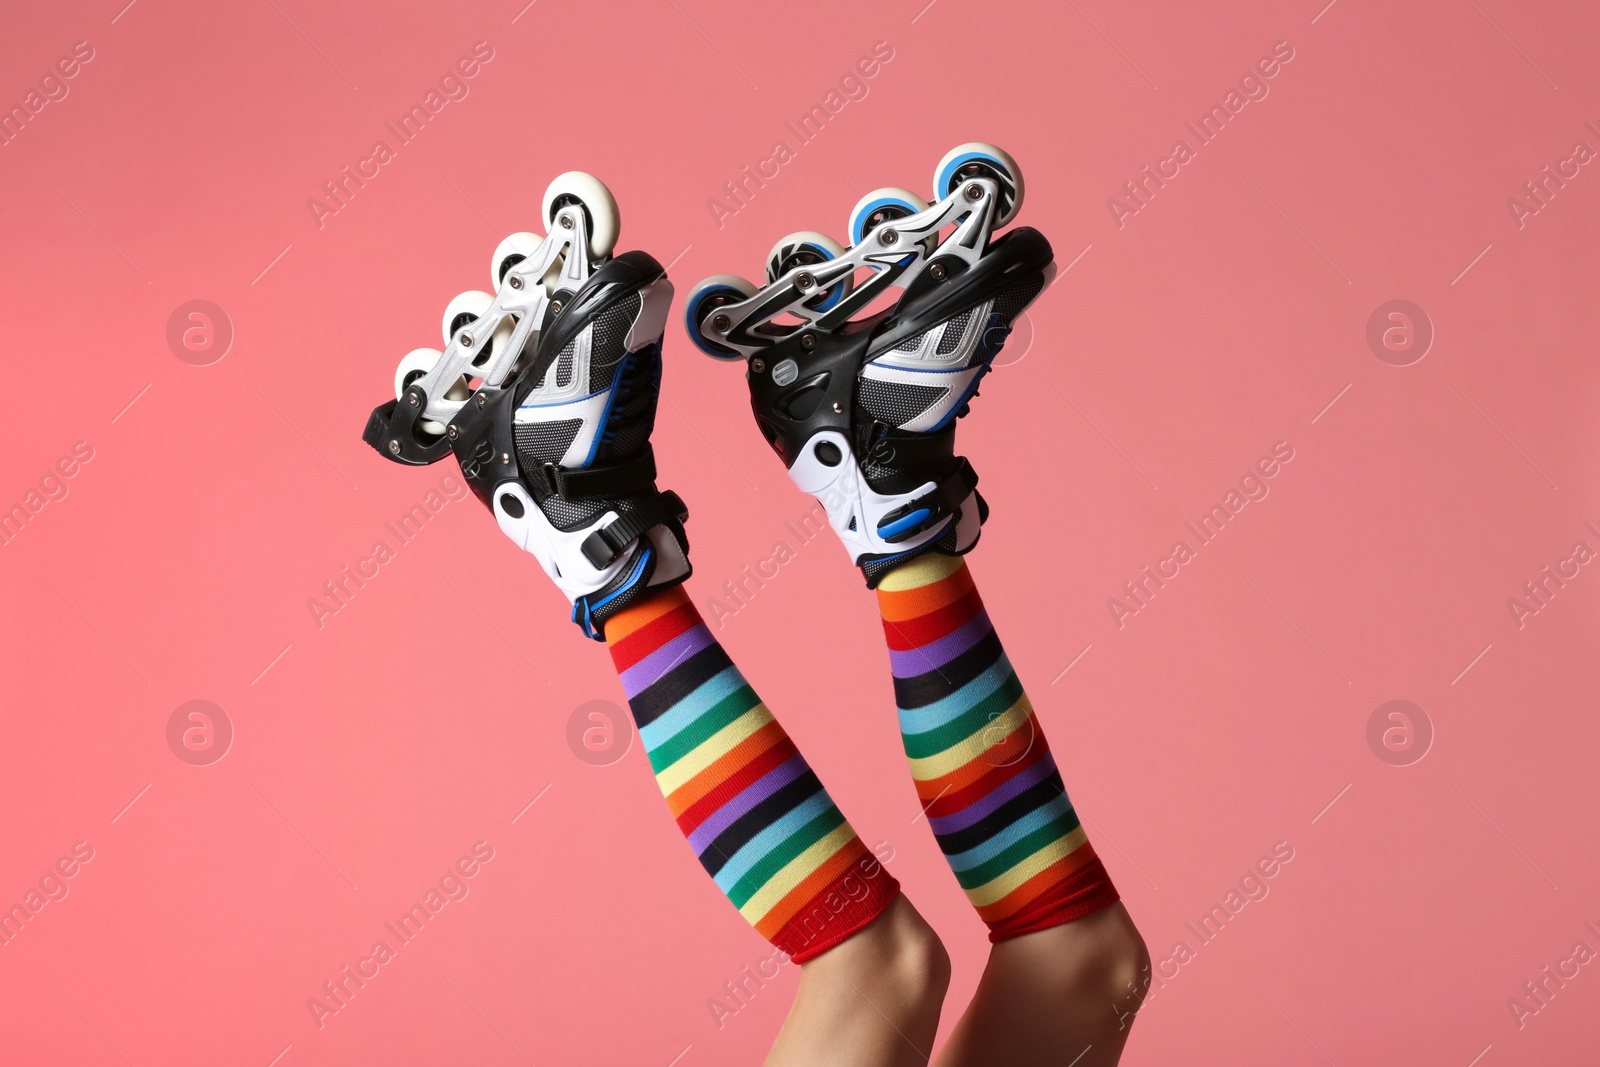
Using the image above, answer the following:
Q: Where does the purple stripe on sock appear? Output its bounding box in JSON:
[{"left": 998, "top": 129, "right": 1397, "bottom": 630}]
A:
[
  {"left": 619, "top": 623, "right": 715, "bottom": 699},
  {"left": 688, "top": 753, "right": 810, "bottom": 853},
  {"left": 888, "top": 610, "right": 993, "bottom": 679},
  {"left": 928, "top": 756, "right": 1060, "bottom": 837}
]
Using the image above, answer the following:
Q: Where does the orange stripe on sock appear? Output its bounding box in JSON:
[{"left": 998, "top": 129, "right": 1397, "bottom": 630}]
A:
[
  {"left": 754, "top": 836, "right": 872, "bottom": 938},
  {"left": 975, "top": 844, "right": 1103, "bottom": 924},
  {"left": 663, "top": 720, "right": 789, "bottom": 818},
  {"left": 875, "top": 561, "right": 974, "bottom": 622},
  {"left": 603, "top": 585, "right": 692, "bottom": 645},
  {"left": 987, "top": 856, "right": 1121, "bottom": 941},
  {"left": 910, "top": 715, "right": 1050, "bottom": 801}
]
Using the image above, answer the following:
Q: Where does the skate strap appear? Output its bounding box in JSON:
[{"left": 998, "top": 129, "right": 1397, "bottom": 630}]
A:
[
  {"left": 534, "top": 446, "right": 658, "bottom": 501},
  {"left": 864, "top": 424, "right": 957, "bottom": 469},
  {"left": 875, "top": 458, "right": 979, "bottom": 543},
  {"left": 581, "top": 490, "right": 689, "bottom": 568}
]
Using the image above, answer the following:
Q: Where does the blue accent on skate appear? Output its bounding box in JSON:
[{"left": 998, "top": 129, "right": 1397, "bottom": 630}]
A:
[
  {"left": 686, "top": 285, "right": 749, "bottom": 361},
  {"left": 926, "top": 313, "right": 1010, "bottom": 433},
  {"left": 862, "top": 517, "right": 953, "bottom": 566},
  {"left": 878, "top": 508, "right": 932, "bottom": 540},
  {"left": 797, "top": 242, "right": 847, "bottom": 312},
  {"left": 936, "top": 150, "right": 1007, "bottom": 201},
  {"left": 517, "top": 385, "right": 606, "bottom": 410},
  {"left": 581, "top": 352, "right": 634, "bottom": 468},
  {"left": 574, "top": 546, "right": 654, "bottom": 641}
]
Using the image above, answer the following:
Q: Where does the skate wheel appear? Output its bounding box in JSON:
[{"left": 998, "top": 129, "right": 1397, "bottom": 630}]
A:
[
  {"left": 395, "top": 347, "right": 451, "bottom": 435},
  {"left": 543, "top": 171, "right": 620, "bottom": 261},
  {"left": 441, "top": 290, "right": 513, "bottom": 369},
  {"left": 491, "top": 231, "right": 541, "bottom": 291},
  {"left": 684, "top": 274, "right": 757, "bottom": 361},
  {"left": 765, "top": 231, "right": 852, "bottom": 311},
  {"left": 933, "top": 142, "right": 1024, "bottom": 227},
  {"left": 848, "top": 188, "right": 930, "bottom": 247}
]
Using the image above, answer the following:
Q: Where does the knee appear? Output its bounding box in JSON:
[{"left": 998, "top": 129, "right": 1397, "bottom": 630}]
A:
[
  {"left": 807, "top": 895, "right": 950, "bottom": 1001},
  {"left": 887, "top": 901, "right": 953, "bottom": 1000},
  {"left": 1093, "top": 911, "right": 1151, "bottom": 1028},
  {"left": 1027, "top": 905, "right": 1150, "bottom": 1011},
  {"left": 1106, "top": 922, "right": 1151, "bottom": 1006}
]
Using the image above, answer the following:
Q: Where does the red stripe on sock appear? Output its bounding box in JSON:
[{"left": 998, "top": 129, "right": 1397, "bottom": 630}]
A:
[
  {"left": 675, "top": 736, "right": 802, "bottom": 838},
  {"left": 608, "top": 601, "right": 702, "bottom": 672},
  {"left": 925, "top": 731, "right": 1055, "bottom": 819},
  {"left": 770, "top": 847, "right": 902, "bottom": 964},
  {"left": 985, "top": 855, "right": 1121, "bottom": 941},
  {"left": 882, "top": 586, "right": 985, "bottom": 650}
]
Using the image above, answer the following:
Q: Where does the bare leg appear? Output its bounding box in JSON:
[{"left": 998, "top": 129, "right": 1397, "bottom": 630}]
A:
[
  {"left": 766, "top": 895, "right": 952, "bottom": 1067},
  {"left": 935, "top": 903, "right": 1149, "bottom": 1067}
]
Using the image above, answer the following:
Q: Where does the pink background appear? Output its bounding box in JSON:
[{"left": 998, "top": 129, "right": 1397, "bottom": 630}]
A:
[{"left": 2, "top": 0, "right": 1597, "bottom": 1063}]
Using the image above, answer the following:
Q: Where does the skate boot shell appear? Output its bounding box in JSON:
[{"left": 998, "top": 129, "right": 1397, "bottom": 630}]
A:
[
  {"left": 363, "top": 173, "right": 689, "bottom": 638},
  {"left": 684, "top": 144, "right": 1053, "bottom": 585}
]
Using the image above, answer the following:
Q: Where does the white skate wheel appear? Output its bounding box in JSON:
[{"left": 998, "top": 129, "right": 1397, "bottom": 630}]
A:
[
  {"left": 441, "top": 290, "right": 513, "bottom": 369},
  {"left": 543, "top": 171, "right": 620, "bottom": 261},
  {"left": 395, "top": 347, "right": 450, "bottom": 435},
  {"left": 848, "top": 188, "right": 931, "bottom": 248},
  {"left": 934, "top": 143, "right": 1024, "bottom": 227},
  {"left": 765, "top": 231, "right": 852, "bottom": 312},
  {"left": 491, "top": 231, "right": 541, "bottom": 291},
  {"left": 683, "top": 274, "right": 757, "bottom": 361}
]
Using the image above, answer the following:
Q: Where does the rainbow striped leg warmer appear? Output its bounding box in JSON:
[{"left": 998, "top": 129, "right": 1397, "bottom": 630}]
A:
[
  {"left": 606, "top": 586, "right": 900, "bottom": 962},
  {"left": 877, "top": 554, "right": 1120, "bottom": 941}
]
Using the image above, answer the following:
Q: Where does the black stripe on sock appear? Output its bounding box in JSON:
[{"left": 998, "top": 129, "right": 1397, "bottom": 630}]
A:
[
  {"left": 893, "top": 629, "right": 1004, "bottom": 710},
  {"left": 629, "top": 643, "right": 734, "bottom": 728},
  {"left": 698, "top": 770, "right": 825, "bottom": 878},
  {"left": 932, "top": 773, "right": 1072, "bottom": 857}
]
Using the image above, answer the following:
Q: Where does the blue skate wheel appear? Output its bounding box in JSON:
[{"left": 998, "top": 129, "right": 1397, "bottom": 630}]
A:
[
  {"left": 765, "top": 231, "right": 852, "bottom": 312},
  {"left": 684, "top": 274, "right": 757, "bottom": 361},
  {"left": 848, "top": 188, "right": 930, "bottom": 248},
  {"left": 933, "top": 142, "right": 1024, "bottom": 227}
]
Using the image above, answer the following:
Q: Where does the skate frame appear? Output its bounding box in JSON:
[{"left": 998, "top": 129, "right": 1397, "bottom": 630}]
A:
[
  {"left": 699, "top": 176, "right": 1005, "bottom": 359},
  {"left": 410, "top": 204, "right": 595, "bottom": 424}
]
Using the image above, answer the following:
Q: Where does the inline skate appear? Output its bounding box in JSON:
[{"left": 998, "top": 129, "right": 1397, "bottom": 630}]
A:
[
  {"left": 362, "top": 172, "right": 689, "bottom": 638},
  {"left": 683, "top": 143, "right": 1052, "bottom": 585}
]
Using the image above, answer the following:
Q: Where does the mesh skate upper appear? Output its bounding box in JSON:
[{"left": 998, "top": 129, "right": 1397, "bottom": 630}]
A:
[
  {"left": 857, "top": 379, "right": 948, "bottom": 427},
  {"left": 514, "top": 418, "right": 584, "bottom": 465},
  {"left": 858, "top": 270, "right": 1045, "bottom": 434},
  {"left": 853, "top": 269, "right": 1048, "bottom": 500},
  {"left": 510, "top": 290, "right": 662, "bottom": 533}
]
